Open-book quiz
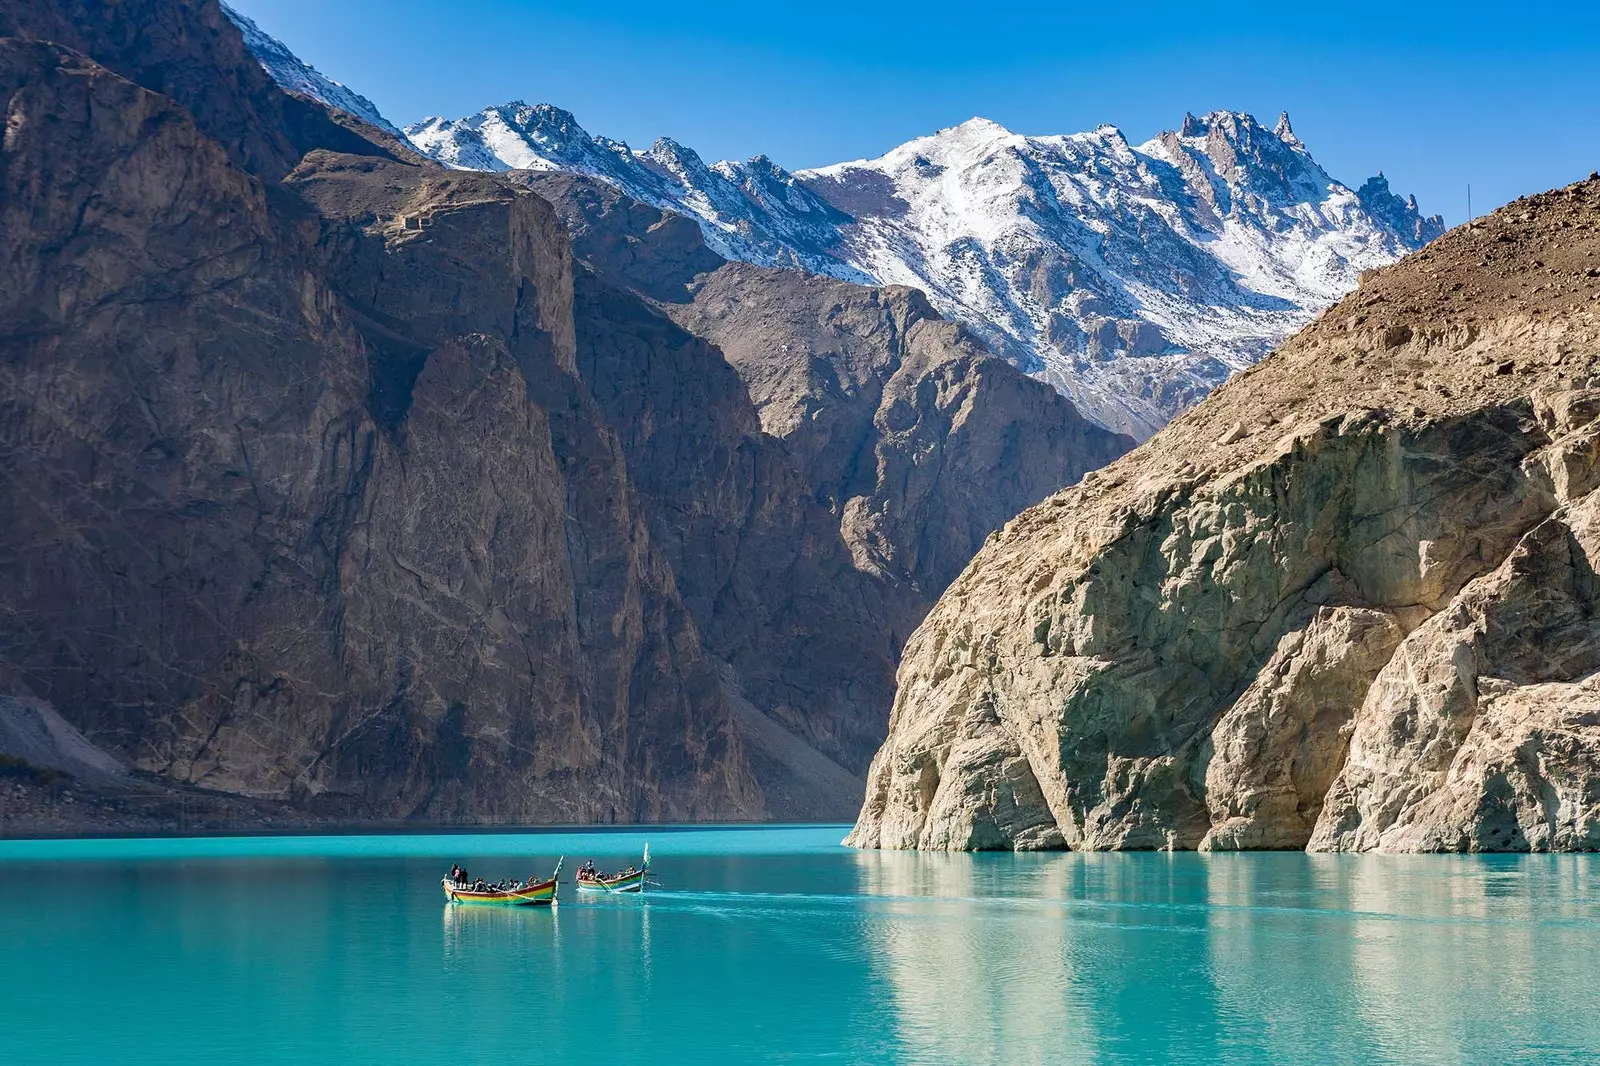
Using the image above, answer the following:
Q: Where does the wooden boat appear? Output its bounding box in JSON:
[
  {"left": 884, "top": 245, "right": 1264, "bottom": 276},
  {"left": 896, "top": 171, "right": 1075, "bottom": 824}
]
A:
[
  {"left": 442, "top": 858, "right": 562, "bottom": 906},
  {"left": 576, "top": 844, "right": 651, "bottom": 894}
]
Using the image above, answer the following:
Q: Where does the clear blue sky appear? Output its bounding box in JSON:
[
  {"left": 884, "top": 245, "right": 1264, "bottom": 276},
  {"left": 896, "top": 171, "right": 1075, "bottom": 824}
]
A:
[{"left": 232, "top": 0, "right": 1600, "bottom": 224}]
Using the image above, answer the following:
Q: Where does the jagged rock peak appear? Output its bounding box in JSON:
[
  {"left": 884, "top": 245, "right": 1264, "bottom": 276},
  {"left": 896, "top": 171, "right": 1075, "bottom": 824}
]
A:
[
  {"left": 1172, "top": 108, "right": 1286, "bottom": 148},
  {"left": 644, "top": 136, "right": 707, "bottom": 171},
  {"left": 1357, "top": 172, "right": 1448, "bottom": 245},
  {"left": 1273, "top": 110, "right": 1303, "bottom": 148}
]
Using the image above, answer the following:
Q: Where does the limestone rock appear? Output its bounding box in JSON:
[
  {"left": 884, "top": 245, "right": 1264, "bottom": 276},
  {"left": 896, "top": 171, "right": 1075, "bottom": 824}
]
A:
[
  {"left": 1200, "top": 607, "right": 1403, "bottom": 850},
  {"left": 851, "top": 173, "right": 1600, "bottom": 851}
]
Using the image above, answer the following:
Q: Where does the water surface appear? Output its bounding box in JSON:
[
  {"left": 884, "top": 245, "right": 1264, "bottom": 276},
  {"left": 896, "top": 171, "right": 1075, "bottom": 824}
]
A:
[{"left": 1, "top": 826, "right": 1595, "bottom": 1064}]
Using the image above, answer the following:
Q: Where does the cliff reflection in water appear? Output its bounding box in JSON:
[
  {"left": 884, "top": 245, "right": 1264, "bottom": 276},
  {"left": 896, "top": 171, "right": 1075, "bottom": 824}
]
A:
[
  {"left": 851, "top": 850, "right": 1101, "bottom": 1061},
  {"left": 852, "top": 850, "right": 1600, "bottom": 1064}
]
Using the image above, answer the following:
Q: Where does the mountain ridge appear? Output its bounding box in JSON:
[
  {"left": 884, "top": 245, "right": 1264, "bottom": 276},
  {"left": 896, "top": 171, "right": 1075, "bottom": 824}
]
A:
[
  {"left": 411, "top": 102, "right": 1443, "bottom": 437},
  {"left": 221, "top": 2, "right": 403, "bottom": 138},
  {"left": 220, "top": 8, "right": 1442, "bottom": 439}
]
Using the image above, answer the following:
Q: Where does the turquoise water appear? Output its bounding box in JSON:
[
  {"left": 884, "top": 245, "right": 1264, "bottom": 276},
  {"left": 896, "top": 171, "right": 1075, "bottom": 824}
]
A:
[{"left": 1, "top": 826, "right": 1597, "bottom": 1065}]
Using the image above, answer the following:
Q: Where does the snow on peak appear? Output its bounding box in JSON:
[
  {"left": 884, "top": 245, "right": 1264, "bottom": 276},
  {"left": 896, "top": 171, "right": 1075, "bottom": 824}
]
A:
[
  {"left": 789, "top": 109, "right": 1442, "bottom": 436},
  {"left": 230, "top": 2, "right": 1441, "bottom": 441},
  {"left": 408, "top": 100, "right": 1438, "bottom": 438},
  {"left": 950, "top": 116, "right": 1015, "bottom": 138},
  {"left": 222, "top": 4, "right": 402, "bottom": 138},
  {"left": 405, "top": 102, "right": 870, "bottom": 283}
]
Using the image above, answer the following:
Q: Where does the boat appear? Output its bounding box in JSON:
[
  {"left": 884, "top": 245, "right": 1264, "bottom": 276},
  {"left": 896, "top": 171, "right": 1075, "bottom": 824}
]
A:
[
  {"left": 442, "top": 857, "right": 563, "bottom": 906},
  {"left": 576, "top": 843, "right": 651, "bottom": 894}
]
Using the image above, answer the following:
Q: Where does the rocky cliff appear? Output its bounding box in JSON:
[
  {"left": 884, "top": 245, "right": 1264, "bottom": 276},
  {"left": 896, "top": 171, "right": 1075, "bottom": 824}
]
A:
[
  {"left": 517, "top": 172, "right": 1130, "bottom": 782},
  {"left": 0, "top": 24, "right": 765, "bottom": 822},
  {"left": 850, "top": 176, "right": 1600, "bottom": 852},
  {"left": 0, "top": 0, "right": 1129, "bottom": 828}
]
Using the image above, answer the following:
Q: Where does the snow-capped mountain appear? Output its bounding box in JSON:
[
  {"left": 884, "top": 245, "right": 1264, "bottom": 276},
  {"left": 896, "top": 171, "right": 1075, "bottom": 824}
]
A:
[
  {"left": 800, "top": 111, "right": 1444, "bottom": 435},
  {"left": 406, "top": 105, "right": 1440, "bottom": 436},
  {"left": 222, "top": 4, "right": 403, "bottom": 139},
  {"left": 406, "top": 103, "right": 870, "bottom": 282},
  {"left": 227, "top": 11, "right": 1441, "bottom": 437}
]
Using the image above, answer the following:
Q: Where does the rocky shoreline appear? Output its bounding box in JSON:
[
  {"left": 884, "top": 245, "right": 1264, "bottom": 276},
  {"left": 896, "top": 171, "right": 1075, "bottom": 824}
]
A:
[{"left": 850, "top": 177, "right": 1600, "bottom": 853}]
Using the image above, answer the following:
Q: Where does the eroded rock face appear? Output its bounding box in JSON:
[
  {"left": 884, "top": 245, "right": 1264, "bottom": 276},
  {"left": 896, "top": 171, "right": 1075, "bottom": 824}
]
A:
[
  {"left": 523, "top": 172, "right": 1133, "bottom": 778},
  {"left": 0, "top": 15, "right": 760, "bottom": 821},
  {"left": 1201, "top": 607, "right": 1404, "bottom": 850},
  {"left": 851, "top": 177, "right": 1600, "bottom": 852}
]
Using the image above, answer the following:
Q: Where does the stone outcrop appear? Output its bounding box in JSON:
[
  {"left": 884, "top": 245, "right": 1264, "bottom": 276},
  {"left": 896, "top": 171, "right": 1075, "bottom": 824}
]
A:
[{"left": 851, "top": 176, "right": 1600, "bottom": 852}]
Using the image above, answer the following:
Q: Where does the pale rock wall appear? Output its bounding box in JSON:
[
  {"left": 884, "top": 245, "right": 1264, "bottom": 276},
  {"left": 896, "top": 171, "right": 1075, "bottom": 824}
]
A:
[{"left": 851, "top": 177, "right": 1600, "bottom": 851}]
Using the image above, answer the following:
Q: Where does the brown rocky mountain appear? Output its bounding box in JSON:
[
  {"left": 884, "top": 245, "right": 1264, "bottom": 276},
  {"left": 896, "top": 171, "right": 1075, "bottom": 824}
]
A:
[
  {"left": 0, "top": 0, "right": 1128, "bottom": 830},
  {"left": 850, "top": 176, "right": 1600, "bottom": 852},
  {"left": 521, "top": 173, "right": 1129, "bottom": 779}
]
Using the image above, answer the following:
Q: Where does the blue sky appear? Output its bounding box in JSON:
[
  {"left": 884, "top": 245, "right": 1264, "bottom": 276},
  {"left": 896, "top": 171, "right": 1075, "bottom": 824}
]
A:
[{"left": 231, "top": 0, "right": 1600, "bottom": 224}]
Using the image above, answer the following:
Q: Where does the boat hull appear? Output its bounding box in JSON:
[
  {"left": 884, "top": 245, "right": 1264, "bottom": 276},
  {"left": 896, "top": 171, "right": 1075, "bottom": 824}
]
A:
[
  {"left": 442, "top": 877, "right": 557, "bottom": 906},
  {"left": 576, "top": 870, "right": 646, "bottom": 894}
]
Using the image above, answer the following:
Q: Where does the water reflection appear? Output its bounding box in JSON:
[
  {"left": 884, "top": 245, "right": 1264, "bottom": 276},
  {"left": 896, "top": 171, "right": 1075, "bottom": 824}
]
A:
[
  {"left": 441, "top": 899, "right": 559, "bottom": 966},
  {"left": 852, "top": 851, "right": 1600, "bottom": 1065},
  {"left": 852, "top": 850, "right": 1099, "bottom": 1064},
  {"left": 1337, "top": 857, "right": 1600, "bottom": 1063},
  {"left": 1, "top": 833, "right": 1595, "bottom": 1065}
]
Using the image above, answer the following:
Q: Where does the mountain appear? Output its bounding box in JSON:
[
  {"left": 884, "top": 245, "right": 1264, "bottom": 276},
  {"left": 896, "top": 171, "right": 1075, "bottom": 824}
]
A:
[
  {"left": 1, "top": 0, "right": 1128, "bottom": 832},
  {"left": 406, "top": 103, "right": 1442, "bottom": 438},
  {"left": 848, "top": 177, "right": 1600, "bottom": 853},
  {"left": 221, "top": 3, "right": 402, "bottom": 138},
  {"left": 804, "top": 111, "right": 1444, "bottom": 437},
  {"left": 406, "top": 102, "right": 871, "bottom": 283},
  {"left": 220, "top": 14, "right": 1442, "bottom": 439}
]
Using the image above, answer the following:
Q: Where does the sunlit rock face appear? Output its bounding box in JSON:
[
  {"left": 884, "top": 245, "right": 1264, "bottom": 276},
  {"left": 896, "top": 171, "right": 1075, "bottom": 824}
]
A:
[{"left": 850, "top": 176, "right": 1600, "bottom": 853}]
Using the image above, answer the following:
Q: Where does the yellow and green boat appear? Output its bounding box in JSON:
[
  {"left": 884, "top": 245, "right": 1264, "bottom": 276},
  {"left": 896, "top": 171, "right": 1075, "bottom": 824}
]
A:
[
  {"left": 442, "top": 858, "right": 563, "bottom": 907},
  {"left": 575, "top": 844, "right": 651, "bottom": 894}
]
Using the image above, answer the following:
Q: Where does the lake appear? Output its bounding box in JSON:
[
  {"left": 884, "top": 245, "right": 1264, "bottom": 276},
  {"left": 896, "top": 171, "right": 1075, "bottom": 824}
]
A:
[{"left": 0, "top": 826, "right": 1596, "bottom": 1064}]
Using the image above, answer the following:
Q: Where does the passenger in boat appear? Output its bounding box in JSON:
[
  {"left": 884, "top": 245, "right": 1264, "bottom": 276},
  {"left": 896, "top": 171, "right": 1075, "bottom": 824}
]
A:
[{"left": 450, "top": 864, "right": 462, "bottom": 884}]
